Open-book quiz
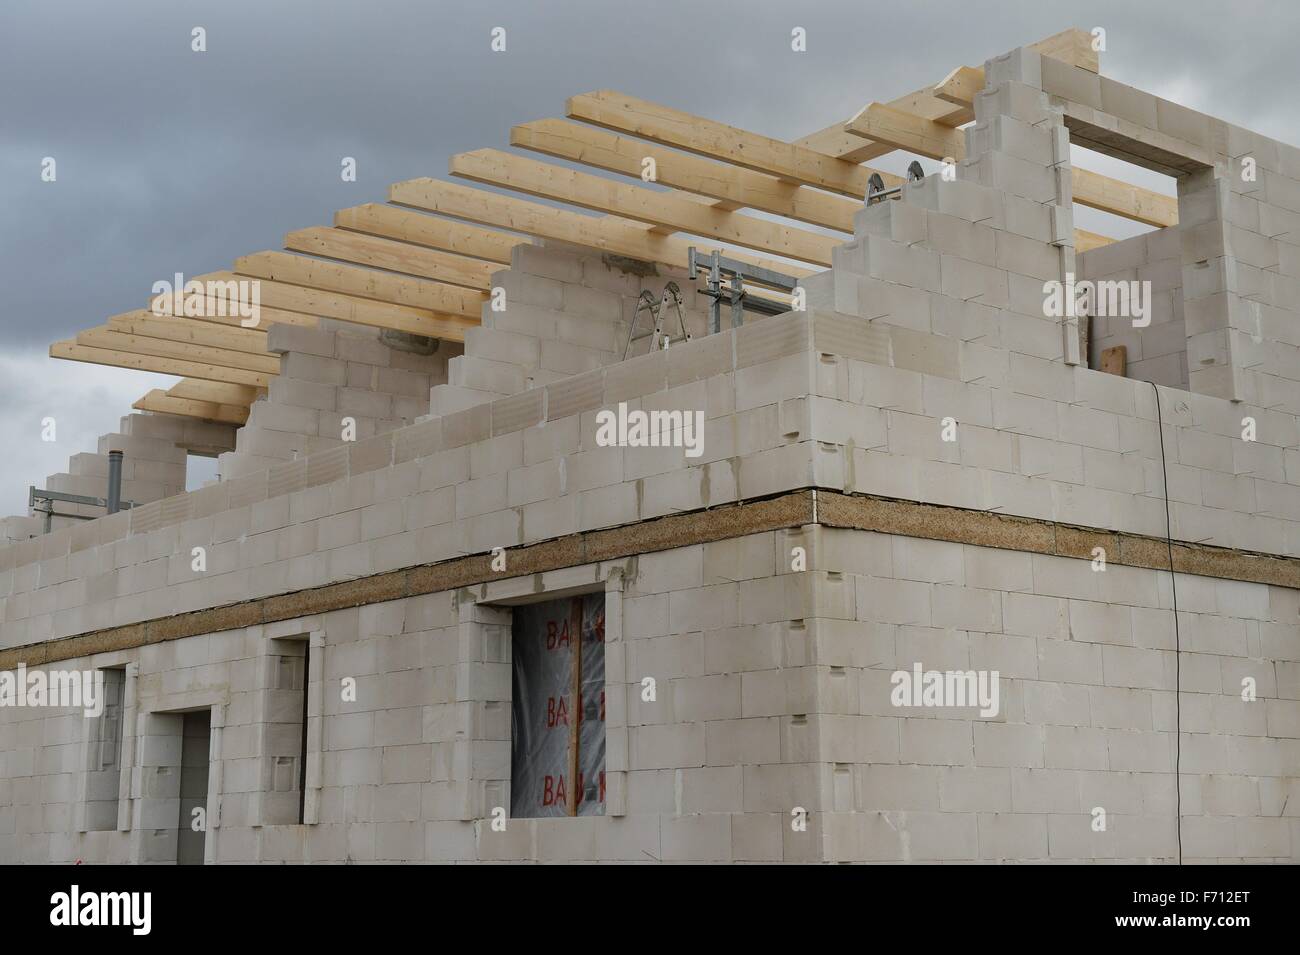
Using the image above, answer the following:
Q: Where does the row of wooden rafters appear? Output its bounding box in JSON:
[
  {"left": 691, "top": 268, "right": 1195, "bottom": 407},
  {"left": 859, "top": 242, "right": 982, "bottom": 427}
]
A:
[{"left": 51, "top": 27, "right": 1179, "bottom": 426}]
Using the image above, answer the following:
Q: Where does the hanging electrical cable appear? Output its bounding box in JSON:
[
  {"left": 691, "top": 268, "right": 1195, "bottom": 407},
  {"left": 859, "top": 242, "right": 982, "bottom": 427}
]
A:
[{"left": 1148, "top": 380, "right": 1183, "bottom": 865}]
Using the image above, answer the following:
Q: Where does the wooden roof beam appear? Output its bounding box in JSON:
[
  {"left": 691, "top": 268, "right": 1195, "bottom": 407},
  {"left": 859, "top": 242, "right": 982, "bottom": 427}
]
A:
[
  {"left": 845, "top": 103, "right": 966, "bottom": 161},
  {"left": 798, "top": 100, "right": 970, "bottom": 163},
  {"left": 146, "top": 294, "right": 321, "bottom": 330},
  {"left": 233, "top": 250, "right": 487, "bottom": 318},
  {"left": 75, "top": 327, "right": 279, "bottom": 375},
  {"left": 797, "top": 27, "right": 1099, "bottom": 161},
  {"left": 167, "top": 379, "right": 260, "bottom": 406},
  {"left": 449, "top": 148, "right": 838, "bottom": 267},
  {"left": 50, "top": 341, "right": 271, "bottom": 387},
  {"left": 284, "top": 227, "right": 497, "bottom": 291},
  {"left": 387, "top": 178, "right": 817, "bottom": 280},
  {"left": 133, "top": 389, "right": 249, "bottom": 425},
  {"left": 565, "top": 90, "right": 881, "bottom": 199},
  {"left": 156, "top": 271, "right": 478, "bottom": 342},
  {"left": 514, "top": 116, "right": 1108, "bottom": 248},
  {"left": 1031, "top": 26, "right": 1100, "bottom": 73},
  {"left": 933, "top": 30, "right": 1101, "bottom": 108},
  {"left": 333, "top": 204, "right": 525, "bottom": 263},
  {"left": 933, "top": 66, "right": 986, "bottom": 108},
  {"left": 511, "top": 119, "right": 865, "bottom": 234},
  {"left": 1074, "top": 229, "right": 1116, "bottom": 253},
  {"left": 105, "top": 311, "right": 270, "bottom": 356},
  {"left": 1072, "top": 168, "right": 1178, "bottom": 229},
  {"left": 843, "top": 104, "right": 1176, "bottom": 229}
]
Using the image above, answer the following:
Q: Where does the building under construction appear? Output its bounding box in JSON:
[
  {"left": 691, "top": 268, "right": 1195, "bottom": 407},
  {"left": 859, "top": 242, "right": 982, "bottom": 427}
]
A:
[{"left": 0, "top": 28, "right": 1297, "bottom": 863}]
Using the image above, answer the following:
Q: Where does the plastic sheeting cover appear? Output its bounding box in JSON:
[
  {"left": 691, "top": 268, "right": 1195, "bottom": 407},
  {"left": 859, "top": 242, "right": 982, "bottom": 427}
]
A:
[{"left": 510, "top": 594, "right": 606, "bottom": 817}]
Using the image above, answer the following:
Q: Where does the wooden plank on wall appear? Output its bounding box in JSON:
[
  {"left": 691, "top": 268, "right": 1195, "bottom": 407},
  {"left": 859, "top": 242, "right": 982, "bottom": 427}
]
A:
[{"left": 1100, "top": 344, "right": 1127, "bottom": 376}]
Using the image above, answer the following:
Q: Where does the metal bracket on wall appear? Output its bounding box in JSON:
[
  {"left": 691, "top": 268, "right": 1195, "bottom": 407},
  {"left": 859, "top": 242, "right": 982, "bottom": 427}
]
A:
[
  {"left": 867, "top": 160, "right": 927, "bottom": 206},
  {"left": 28, "top": 449, "right": 135, "bottom": 534},
  {"left": 688, "top": 247, "right": 800, "bottom": 335}
]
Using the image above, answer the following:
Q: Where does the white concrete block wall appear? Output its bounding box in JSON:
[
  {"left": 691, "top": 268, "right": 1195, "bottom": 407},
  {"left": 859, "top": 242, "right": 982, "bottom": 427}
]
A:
[
  {"left": 1080, "top": 229, "right": 1188, "bottom": 390},
  {"left": 1029, "top": 46, "right": 1300, "bottom": 414},
  {"left": 0, "top": 304, "right": 1297, "bottom": 643},
  {"left": 0, "top": 298, "right": 1293, "bottom": 861},
  {"left": 3, "top": 50, "right": 1300, "bottom": 861},
  {"left": 1210, "top": 127, "right": 1300, "bottom": 413},
  {"left": 0, "top": 412, "right": 235, "bottom": 541},
  {"left": 0, "top": 527, "right": 1293, "bottom": 863},
  {"left": 431, "top": 241, "right": 713, "bottom": 414},
  {"left": 219, "top": 320, "right": 457, "bottom": 481},
  {"left": 0, "top": 516, "right": 45, "bottom": 545},
  {"left": 803, "top": 527, "right": 1297, "bottom": 862}
]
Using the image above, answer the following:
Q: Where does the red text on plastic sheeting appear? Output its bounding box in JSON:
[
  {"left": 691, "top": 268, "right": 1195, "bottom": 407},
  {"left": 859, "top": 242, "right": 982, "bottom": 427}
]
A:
[
  {"left": 542, "top": 771, "right": 607, "bottom": 806},
  {"left": 545, "top": 691, "right": 607, "bottom": 728}
]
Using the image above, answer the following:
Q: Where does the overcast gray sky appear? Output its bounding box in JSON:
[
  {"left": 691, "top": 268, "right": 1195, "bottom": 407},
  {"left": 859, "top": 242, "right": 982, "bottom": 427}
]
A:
[{"left": 1, "top": 0, "right": 1297, "bottom": 516}]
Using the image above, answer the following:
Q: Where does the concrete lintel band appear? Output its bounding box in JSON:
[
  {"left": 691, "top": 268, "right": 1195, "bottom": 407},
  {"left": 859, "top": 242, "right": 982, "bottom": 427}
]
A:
[{"left": 2, "top": 489, "right": 1296, "bottom": 671}]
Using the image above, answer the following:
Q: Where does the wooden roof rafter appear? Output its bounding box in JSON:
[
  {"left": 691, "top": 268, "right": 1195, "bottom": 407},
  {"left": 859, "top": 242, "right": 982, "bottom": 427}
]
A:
[
  {"left": 795, "top": 27, "right": 1099, "bottom": 161},
  {"left": 566, "top": 90, "right": 881, "bottom": 198},
  {"left": 549, "top": 90, "right": 1119, "bottom": 249},
  {"left": 510, "top": 118, "right": 867, "bottom": 233},
  {"left": 232, "top": 250, "right": 488, "bottom": 318},
  {"left": 105, "top": 311, "right": 271, "bottom": 356},
  {"left": 448, "top": 148, "right": 839, "bottom": 267},
  {"left": 54, "top": 26, "right": 1155, "bottom": 399},
  {"left": 840, "top": 101, "right": 1177, "bottom": 229},
  {"left": 50, "top": 340, "right": 272, "bottom": 387},
  {"left": 132, "top": 389, "right": 249, "bottom": 425},
  {"left": 168, "top": 379, "right": 261, "bottom": 405},
  {"left": 75, "top": 327, "right": 280, "bottom": 375},
  {"left": 147, "top": 270, "right": 479, "bottom": 343},
  {"left": 283, "top": 227, "right": 498, "bottom": 291},
  {"left": 386, "top": 178, "right": 818, "bottom": 281},
  {"left": 333, "top": 204, "right": 526, "bottom": 262}
]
